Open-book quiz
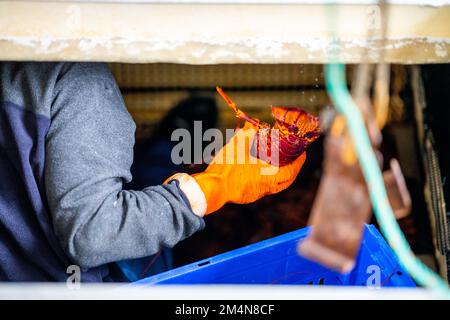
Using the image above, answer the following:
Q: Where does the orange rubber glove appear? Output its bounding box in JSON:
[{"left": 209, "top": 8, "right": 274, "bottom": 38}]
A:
[{"left": 167, "top": 122, "right": 306, "bottom": 215}]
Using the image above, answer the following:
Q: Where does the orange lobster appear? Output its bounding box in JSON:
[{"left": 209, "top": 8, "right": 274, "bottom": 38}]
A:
[{"left": 216, "top": 87, "right": 321, "bottom": 166}]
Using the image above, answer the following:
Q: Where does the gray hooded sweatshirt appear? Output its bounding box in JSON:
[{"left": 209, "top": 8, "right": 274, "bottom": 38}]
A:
[{"left": 0, "top": 62, "right": 204, "bottom": 281}]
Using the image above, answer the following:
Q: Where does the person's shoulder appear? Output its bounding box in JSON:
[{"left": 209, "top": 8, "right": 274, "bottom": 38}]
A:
[
  {"left": 0, "top": 61, "right": 113, "bottom": 89},
  {"left": 1, "top": 61, "right": 71, "bottom": 80},
  {"left": 51, "top": 62, "right": 129, "bottom": 118},
  {"left": 57, "top": 62, "right": 113, "bottom": 83},
  {"left": 0, "top": 62, "right": 69, "bottom": 116}
]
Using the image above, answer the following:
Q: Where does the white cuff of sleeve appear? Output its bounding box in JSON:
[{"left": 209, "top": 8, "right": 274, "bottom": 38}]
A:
[{"left": 170, "top": 173, "right": 207, "bottom": 217}]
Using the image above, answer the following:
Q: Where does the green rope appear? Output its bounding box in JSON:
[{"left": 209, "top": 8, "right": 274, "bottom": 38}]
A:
[{"left": 325, "top": 63, "right": 450, "bottom": 296}]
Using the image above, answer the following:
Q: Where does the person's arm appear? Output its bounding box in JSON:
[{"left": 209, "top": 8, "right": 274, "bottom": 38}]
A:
[{"left": 45, "top": 63, "right": 205, "bottom": 269}]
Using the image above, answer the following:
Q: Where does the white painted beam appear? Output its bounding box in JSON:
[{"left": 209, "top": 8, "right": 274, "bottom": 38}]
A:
[
  {"left": 0, "top": 1, "right": 449, "bottom": 63},
  {"left": 0, "top": 283, "right": 442, "bottom": 300}
]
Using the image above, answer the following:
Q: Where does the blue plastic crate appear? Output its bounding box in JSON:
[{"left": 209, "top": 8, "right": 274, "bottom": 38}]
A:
[{"left": 135, "top": 224, "right": 415, "bottom": 287}]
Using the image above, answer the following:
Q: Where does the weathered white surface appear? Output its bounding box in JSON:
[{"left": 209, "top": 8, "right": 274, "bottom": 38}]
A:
[
  {"left": 0, "top": 284, "right": 444, "bottom": 300},
  {"left": 9, "top": 0, "right": 450, "bottom": 5},
  {"left": 0, "top": 1, "right": 449, "bottom": 63}
]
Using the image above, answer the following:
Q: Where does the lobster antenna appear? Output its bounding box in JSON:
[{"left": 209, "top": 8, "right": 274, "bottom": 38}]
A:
[
  {"left": 215, "top": 86, "right": 264, "bottom": 128},
  {"left": 216, "top": 86, "right": 239, "bottom": 114}
]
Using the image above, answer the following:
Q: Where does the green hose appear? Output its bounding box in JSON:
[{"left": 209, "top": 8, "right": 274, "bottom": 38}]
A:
[{"left": 325, "top": 63, "right": 450, "bottom": 296}]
